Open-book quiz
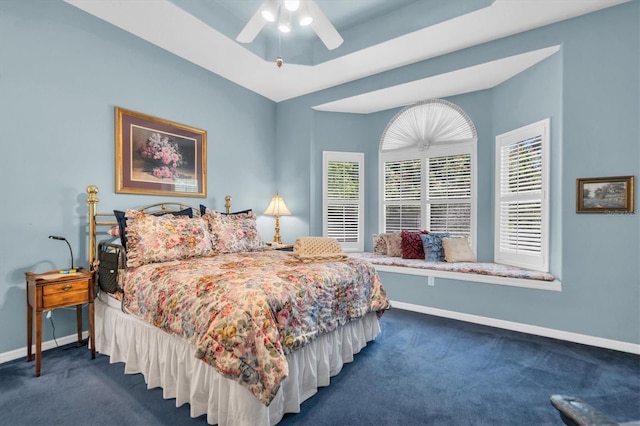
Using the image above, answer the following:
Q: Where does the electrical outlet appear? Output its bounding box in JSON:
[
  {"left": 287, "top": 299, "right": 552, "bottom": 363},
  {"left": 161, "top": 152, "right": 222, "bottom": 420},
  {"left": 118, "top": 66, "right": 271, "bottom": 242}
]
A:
[
  {"left": 428, "top": 276, "right": 435, "bottom": 286},
  {"left": 46, "top": 311, "right": 52, "bottom": 319}
]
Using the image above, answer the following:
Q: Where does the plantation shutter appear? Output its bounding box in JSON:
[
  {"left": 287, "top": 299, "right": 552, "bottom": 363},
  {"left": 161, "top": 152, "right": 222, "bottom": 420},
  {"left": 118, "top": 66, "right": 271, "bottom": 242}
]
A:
[
  {"left": 384, "top": 159, "right": 422, "bottom": 232},
  {"left": 495, "top": 119, "right": 549, "bottom": 272},
  {"left": 323, "top": 152, "right": 364, "bottom": 251},
  {"left": 426, "top": 154, "right": 471, "bottom": 237}
]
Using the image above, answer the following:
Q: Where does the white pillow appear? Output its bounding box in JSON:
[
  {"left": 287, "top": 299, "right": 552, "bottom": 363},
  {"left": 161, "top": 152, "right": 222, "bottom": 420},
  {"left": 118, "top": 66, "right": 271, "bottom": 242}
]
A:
[{"left": 442, "top": 237, "right": 476, "bottom": 262}]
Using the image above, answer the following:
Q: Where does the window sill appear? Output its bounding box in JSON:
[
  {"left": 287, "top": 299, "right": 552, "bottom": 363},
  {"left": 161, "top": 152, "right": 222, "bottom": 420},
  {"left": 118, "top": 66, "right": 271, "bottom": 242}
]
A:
[{"left": 373, "top": 264, "right": 562, "bottom": 291}]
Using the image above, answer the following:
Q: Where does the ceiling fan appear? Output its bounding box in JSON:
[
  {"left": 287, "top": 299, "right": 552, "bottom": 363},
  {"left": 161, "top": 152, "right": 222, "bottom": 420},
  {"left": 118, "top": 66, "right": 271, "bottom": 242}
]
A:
[{"left": 236, "top": 0, "right": 344, "bottom": 50}]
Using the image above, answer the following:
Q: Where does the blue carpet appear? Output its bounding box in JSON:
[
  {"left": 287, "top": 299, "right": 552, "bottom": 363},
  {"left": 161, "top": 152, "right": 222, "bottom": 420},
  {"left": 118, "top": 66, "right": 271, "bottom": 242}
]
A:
[{"left": 1, "top": 309, "right": 638, "bottom": 425}]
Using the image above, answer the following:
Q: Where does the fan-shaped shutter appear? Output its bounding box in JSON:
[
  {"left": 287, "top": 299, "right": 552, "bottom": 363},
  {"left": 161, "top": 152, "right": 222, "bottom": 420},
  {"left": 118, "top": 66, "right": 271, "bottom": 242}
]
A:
[{"left": 380, "top": 99, "right": 477, "bottom": 151}]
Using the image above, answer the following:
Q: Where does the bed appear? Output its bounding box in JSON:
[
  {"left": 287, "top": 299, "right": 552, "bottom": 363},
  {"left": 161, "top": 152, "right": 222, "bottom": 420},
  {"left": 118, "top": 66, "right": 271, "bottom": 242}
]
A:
[{"left": 85, "top": 185, "right": 390, "bottom": 425}]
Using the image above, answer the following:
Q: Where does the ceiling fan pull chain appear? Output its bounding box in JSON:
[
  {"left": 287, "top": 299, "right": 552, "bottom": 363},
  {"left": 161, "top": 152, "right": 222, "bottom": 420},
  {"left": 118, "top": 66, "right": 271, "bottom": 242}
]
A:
[{"left": 276, "top": 31, "right": 283, "bottom": 68}]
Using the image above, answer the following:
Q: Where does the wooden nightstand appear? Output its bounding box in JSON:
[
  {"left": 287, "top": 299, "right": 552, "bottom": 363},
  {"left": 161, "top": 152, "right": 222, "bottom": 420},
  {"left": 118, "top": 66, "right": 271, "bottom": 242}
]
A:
[{"left": 25, "top": 269, "right": 95, "bottom": 376}]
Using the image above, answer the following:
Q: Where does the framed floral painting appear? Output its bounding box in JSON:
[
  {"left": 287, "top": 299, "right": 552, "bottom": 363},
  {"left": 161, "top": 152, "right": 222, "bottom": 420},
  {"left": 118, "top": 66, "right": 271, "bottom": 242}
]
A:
[
  {"left": 115, "top": 107, "right": 206, "bottom": 197},
  {"left": 576, "top": 175, "right": 634, "bottom": 213}
]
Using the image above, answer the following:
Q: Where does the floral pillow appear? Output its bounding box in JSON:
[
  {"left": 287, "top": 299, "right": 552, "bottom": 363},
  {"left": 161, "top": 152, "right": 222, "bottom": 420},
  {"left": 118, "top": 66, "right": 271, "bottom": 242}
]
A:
[
  {"left": 205, "top": 210, "right": 263, "bottom": 253},
  {"left": 199, "top": 204, "right": 252, "bottom": 216},
  {"left": 401, "top": 230, "right": 429, "bottom": 259},
  {"left": 114, "top": 207, "right": 192, "bottom": 250},
  {"left": 420, "top": 232, "right": 450, "bottom": 262},
  {"left": 124, "top": 210, "right": 214, "bottom": 268},
  {"left": 382, "top": 232, "right": 402, "bottom": 257},
  {"left": 372, "top": 234, "right": 387, "bottom": 255}
]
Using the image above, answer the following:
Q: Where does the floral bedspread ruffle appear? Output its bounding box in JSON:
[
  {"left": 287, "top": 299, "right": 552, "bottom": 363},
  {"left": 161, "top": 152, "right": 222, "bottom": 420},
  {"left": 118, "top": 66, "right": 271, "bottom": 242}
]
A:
[
  {"left": 348, "top": 252, "right": 556, "bottom": 282},
  {"left": 122, "top": 250, "right": 390, "bottom": 405}
]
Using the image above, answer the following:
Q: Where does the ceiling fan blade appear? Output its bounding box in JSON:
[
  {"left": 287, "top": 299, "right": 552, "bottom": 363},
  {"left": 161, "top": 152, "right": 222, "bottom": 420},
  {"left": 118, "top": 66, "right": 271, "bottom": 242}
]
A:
[
  {"left": 306, "top": 0, "right": 343, "bottom": 50},
  {"left": 236, "top": 0, "right": 268, "bottom": 43}
]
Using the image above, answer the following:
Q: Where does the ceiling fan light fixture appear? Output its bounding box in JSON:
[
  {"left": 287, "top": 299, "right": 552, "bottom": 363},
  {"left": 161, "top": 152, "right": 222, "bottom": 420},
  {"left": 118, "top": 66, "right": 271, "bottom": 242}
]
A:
[
  {"left": 237, "top": 0, "right": 342, "bottom": 50},
  {"left": 298, "top": 2, "right": 313, "bottom": 26},
  {"left": 283, "top": 0, "right": 300, "bottom": 12},
  {"left": 262, "top": 10, "right": 276, "bottom": 22},
  {"left": 261, "top": 0, "right": 278, "bottom": 22},
  {"left": 278, "top": 9, "right": 291, "bottom": 33},
  {"left": 299, "top": 15, "right": 313, "bottom": 26}
]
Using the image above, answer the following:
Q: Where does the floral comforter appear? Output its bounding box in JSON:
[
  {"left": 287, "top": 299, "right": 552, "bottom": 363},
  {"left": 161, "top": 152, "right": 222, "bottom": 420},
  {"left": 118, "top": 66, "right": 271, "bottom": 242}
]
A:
[{"left": 122, "top": 250, "right": 390, "bottom": 405}]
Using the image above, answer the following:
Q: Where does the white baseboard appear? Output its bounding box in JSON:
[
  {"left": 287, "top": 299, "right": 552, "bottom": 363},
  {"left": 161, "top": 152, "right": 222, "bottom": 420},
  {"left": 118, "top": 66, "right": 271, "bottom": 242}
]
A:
[
  {"left": 0, "top": 331, "right": 89, "bottom": 365},
  {"left": 391, "top": 301, "right": 640, "bottom": 355},
  {"left": 3, "top": 305, "right": 638, "bottom": 363}
]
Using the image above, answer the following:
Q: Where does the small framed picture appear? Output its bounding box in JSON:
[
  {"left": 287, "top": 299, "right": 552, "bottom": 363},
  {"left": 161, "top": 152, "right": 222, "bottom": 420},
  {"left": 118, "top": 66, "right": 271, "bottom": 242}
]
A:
[
  {"left": 115, "top": 107, "right": 207, "bottom": 197},
  {"left": 576, "top": 175, "right": 634, "bottom": 214}
]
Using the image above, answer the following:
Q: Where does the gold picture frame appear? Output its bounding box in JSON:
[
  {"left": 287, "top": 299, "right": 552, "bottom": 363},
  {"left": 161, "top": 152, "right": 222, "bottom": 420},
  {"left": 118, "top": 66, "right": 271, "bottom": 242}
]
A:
[
  {"left": 576, "top": 175, "right": 634, "bottom": 213},
  {"left": 115, "top": 107, "right": 207, "bottom": 197}
]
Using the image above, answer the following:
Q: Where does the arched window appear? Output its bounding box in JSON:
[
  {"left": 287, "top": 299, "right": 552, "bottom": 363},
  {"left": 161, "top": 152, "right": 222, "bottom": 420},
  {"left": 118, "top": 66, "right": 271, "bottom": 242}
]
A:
[
  {"left": 379, "top": 99, "right": 477, "bottom": 251},
  {"left": 380, "top": 99, "right": 477, "bottom": 152}
]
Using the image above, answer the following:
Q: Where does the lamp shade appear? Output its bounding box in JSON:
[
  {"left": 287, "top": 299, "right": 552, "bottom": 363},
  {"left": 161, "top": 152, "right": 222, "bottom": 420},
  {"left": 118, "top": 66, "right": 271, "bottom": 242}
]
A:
[{"left": 264, "top": 194, "right": 291, "bottom": 216}]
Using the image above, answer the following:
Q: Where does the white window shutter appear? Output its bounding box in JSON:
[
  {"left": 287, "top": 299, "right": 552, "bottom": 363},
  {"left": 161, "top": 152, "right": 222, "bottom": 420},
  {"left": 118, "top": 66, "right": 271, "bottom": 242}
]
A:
[
  {"left": 323, "top": 152, "right": 364, "bottom": 251},
  {"left": 495, "top": 119, "right": 550, "bottom": 272},
  {"left": 426, "top": 153, "right": 472, "bottom": 237},
  {"left": 384, "top": 159, "right": 422, "bottom": 232}
]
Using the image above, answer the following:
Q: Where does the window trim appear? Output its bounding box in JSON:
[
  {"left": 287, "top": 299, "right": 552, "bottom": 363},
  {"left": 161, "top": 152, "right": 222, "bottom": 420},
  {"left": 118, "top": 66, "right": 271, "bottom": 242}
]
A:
[{"left": 322, "top": 151, "right": 365, "bottom": 252}]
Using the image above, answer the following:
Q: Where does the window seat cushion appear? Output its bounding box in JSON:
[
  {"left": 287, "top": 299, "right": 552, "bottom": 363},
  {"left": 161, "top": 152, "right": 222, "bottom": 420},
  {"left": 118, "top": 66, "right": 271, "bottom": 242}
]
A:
[{"left": 348, "top": 252, "right": 555, "bottom": 282}]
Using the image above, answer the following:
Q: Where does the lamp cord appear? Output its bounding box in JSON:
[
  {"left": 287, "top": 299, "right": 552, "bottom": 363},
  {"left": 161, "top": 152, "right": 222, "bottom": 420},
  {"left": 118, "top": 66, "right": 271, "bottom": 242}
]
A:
[{"left": 49, "top": 316, "right": 58, "bottom": 347}]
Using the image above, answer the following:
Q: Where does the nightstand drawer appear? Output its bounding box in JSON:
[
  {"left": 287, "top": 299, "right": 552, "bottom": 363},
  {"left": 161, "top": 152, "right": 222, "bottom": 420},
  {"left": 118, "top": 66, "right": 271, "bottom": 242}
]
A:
[
  {"left": 42, "top": 281, "right": 89, "bottom": 309},
  {"left": 43, "top": 289, "right": 88, "bottom": 309}
]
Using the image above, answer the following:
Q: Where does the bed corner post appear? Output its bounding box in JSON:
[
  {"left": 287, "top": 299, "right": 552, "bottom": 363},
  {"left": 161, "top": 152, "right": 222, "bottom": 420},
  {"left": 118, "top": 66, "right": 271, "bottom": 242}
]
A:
[
  {"left": 225, "top": 195, "right": 231, "bottom": 214},
  {"left": 87, "top": 185, "right": 99, "bottom": 267}
]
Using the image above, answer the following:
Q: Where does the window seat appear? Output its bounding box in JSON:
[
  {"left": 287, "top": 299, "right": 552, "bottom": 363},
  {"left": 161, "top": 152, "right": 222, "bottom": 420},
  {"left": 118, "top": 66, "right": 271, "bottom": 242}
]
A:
[{"left": 348, "top": 252, "right": 561, "bottom": 291}]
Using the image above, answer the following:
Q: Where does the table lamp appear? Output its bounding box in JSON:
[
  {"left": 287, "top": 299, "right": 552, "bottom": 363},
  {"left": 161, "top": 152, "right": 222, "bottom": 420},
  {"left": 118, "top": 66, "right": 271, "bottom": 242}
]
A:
[{"left": 263, "top": 194, "right": 291, "bottom": 244}]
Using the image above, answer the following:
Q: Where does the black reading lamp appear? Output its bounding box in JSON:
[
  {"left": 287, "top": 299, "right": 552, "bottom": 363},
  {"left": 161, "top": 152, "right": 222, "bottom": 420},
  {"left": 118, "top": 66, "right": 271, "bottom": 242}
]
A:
[{"left": 49, "top": 235, "right": 77, "bottom": 273}]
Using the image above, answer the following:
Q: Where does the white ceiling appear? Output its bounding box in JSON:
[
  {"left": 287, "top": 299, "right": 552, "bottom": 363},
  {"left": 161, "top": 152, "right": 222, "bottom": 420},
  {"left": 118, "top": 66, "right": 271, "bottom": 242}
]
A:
[
  {"left": 313, "top": 45, "right": 561, "bottom": 114},
  {"left": 64, "top": 0, "right": 628, "bottom": 113}
]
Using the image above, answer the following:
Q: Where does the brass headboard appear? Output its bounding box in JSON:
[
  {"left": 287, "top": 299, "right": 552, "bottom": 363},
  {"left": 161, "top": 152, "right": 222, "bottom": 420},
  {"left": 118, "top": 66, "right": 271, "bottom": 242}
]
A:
[{"left": 86, "top": 185, "right": 232, "bottom": 266}]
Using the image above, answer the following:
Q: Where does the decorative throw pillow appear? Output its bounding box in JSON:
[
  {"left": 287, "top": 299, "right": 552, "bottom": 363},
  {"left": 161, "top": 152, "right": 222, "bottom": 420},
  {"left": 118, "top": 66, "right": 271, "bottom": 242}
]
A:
[
  {"left": 124, "top": 210, "right": 214, "bottom": 268},
  {"left": 205, "top": 210, "right": 263, "bottom": 253},
  {"left": 382, "top": 232, "right": 402, "bottom": 257},
  {"left": 293, "top": 237, "right": 346, "bottom": 262},
  {"left": 372, "top": 234, "right": 387, "bottom": 255},
  {"left": 442, "top": 237, "right": 476, "bottom": 263},
  {"left": 401, "top": 230, "right": 429, "bottom": 259},
  {"left": 420, "top": 232, "right": 450, "bottom": 262},
  {"left": 114, "top": 207, "right": 192, "bottom": 250},
  {"left": 199, "top": 204, "right": 252, "bottom": 217}
]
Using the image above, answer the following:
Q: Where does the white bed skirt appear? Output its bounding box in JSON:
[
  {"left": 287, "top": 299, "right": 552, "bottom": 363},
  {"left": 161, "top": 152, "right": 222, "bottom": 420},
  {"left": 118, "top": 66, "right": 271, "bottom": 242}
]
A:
[{"left": 94, "top": 293, "right": 381, "bottom": 426}]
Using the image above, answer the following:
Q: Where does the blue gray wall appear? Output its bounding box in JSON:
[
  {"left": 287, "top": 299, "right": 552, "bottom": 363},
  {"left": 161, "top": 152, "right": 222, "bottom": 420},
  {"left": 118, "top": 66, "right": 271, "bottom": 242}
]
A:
[
  {"left": 0, "top": 0, "right": 637, "bottom": 356},
  {"left": 275, "top": 1, "right": 639, "bottom": 345},
  {"left": 0, "top": 0, "right": 277, "bottom": 354}
]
